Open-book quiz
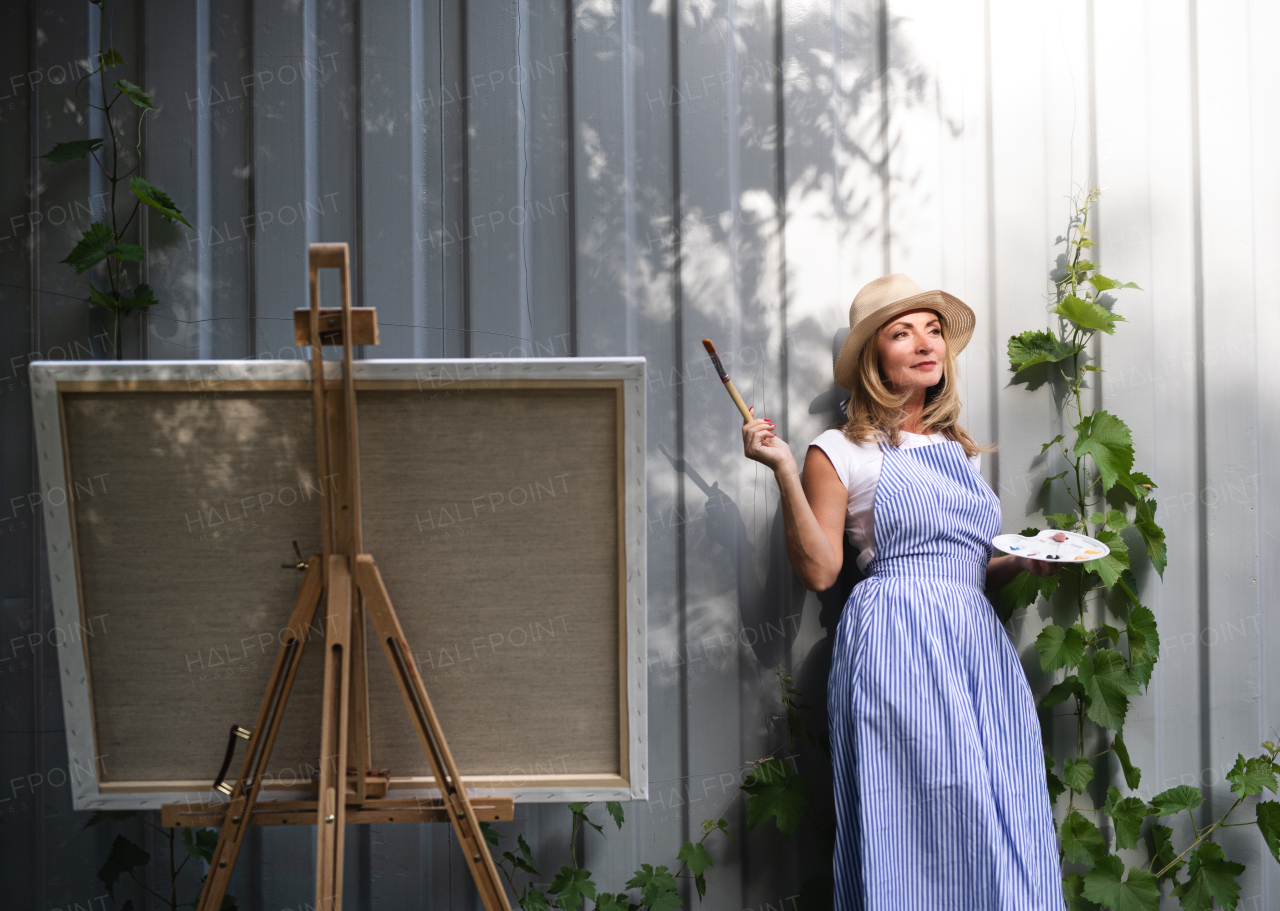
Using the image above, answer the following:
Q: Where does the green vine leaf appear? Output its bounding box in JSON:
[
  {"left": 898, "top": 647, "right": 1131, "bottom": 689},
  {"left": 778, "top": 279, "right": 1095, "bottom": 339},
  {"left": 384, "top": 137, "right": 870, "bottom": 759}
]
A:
[
  {"left": 1052, "top": 293, "right": 1126, "bottom": 335},
  {"left": 480, "top": 821, "right": 501, "bottom": 846},
  {"left": 1085, "top": 530, "right": 1130, "bottom": 589},
  {"left": 998, "top": 571, "right": 1059, "bottom": 622},
  {"left": 83, "top": 810, "right": 138, "bottom": 828},
  {"left": 97, "top": 834, "right": 150, "bottom": 897},
  {"left": 1063, "top": 872, "right": 1102, "bottom": 911},
  {"left": 1225, "top": 754, "right": 1278, "bottom": 799},
  {"left": 606, "top": 801, "right": 625, "bottom": 830},
  {"left": 130, "top": 176, "right": 193, "bottom": 227},
  {"left": 677, "top": 841, "right": 713, "bottom": 876},
  {"left": 1256, "top": 801, "right": 1280, "bottom": 863},
  {"left": 502, "top": 851, "right": 536, "bottom": 876},
  {"left": 1061, "top": 811, "right": 1108, "bottom": 863},
  {"left": 1041, "top": 674, "right": 1084, "bottom": 709},
  {"left": 42, "top": 138, "right": 104, "bottom": 165},
  {"left": 625, "top": 864, "right": 681, "bottom": 911},
  {"left": 1047, "top": 512, "right": 1081, "bottom": 531},
  {"left": 549, "top": 865, "right": 598, "bottom": 911},
  {"left": 1078, "top": 649, "right": 1140, "bottom": 730},
  {"left": 1041, "top": 470, "right": 1068, "bottom": 491},
  {"left": 1150, "top": 785, "right": 1204, "bottom": 817},
  {"left": 99, "top": 47, "right": 125, "bottom": 67},
  {"left": 119, "top": 283, "right": 159, "bottom": 310},
  {"left": 594, "top": 894, "right": 630, "bottom": 911},
  {"left": 1088, "top": 509, "right": 1128, "bottom": 532},
  {"left": 1035, "top": 624, "right": 1086, "bottom": 672},
  {"left": 1125, "top": 605, "right": 1159, "bottom": 689},
  {"left": 1088, "top": 275, "right": 1142, "bottom": 293},
  {"left": 111, "top": 242, "right": 145, "bottom": 263},
  {"left": 88, "top": 284, "right": 120, "bottom": 313},
  {"left": 742, "top": 758, "right": 810, "bottom": 836},
  {"left": 522, "top": 888, "right": 550, "bottom": 911},
  {"left": 1040, "top": 434, "right": 1065, "bottom": 454},
  {"left": 1149, "top": 822, "right": 1184, "bottom": 882},
  {"left": 1130, "top": 471, "right": 1157, "bottom": 496},
  {"left": 1046, "top": 753, "right": 1067, "bottom": 805},
  {"left": 1102, "top": 786, "right": 1149, "bottom": 850},
  {"left": 1172, "top": 842, "right": 1245, "bottom": 911},
  {"left": 1132, "top": 499, "right": 1167, "bottom": 579},
  {"left": 114, "top": 78, "right": 156, "bottom": 110},
  {"left": 61, "top": 222, "right": 114, "bottom": 274},
  {"left": 1112, "top": 732, "right": 1142, "bottom": 791},
  {"left": 1081, "top": 855, "right": 1160, "bottom": 911},
  {"left": 502, "top": 833, "right": 540, "bottom": 877},
  {"left": 182, "top": 827, "right": 219, "bottom": 863},
  {"left": 1073, "top": 411, "right": 1137, "bottom": 496},
  {"left": 678, "top": 841, "right": 713, "bottom": 901},
  {"left": 1008, "top": 329, "right": 1080, "bottom": 373},
  {"left": 1064, "top": 757, "right": 1095, "bottom": 793},
  {"left": 517, "top": 834, "right": 538, "bottom": 872},
  {"left": 700, "top": 816, "right": 733, "bottom": 843}
]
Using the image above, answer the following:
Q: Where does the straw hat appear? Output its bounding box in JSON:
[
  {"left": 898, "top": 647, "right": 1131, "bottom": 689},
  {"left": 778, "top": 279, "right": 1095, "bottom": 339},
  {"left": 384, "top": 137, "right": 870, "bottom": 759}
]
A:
[{"left": 833, "top": 273, "right": 975, "bottom": 390}]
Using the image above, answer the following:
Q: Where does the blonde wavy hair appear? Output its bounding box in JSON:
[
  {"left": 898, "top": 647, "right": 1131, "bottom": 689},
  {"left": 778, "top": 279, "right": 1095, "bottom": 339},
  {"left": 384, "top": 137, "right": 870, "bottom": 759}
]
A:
[{"left": 837, "top": 309, "right": 996, "bottom": 460}]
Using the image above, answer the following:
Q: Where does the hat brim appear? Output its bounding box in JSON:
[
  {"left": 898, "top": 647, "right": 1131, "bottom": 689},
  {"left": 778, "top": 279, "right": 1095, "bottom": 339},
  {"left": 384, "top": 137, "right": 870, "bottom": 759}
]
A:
[{"left": 833, "top": 289, "right": 975, "bottom": 391}]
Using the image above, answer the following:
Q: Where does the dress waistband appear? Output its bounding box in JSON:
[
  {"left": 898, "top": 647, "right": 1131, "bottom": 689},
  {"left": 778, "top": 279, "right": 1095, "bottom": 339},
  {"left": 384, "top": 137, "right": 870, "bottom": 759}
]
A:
[{"left": 866, "top": 555, "right": 987, "bottom": 588}]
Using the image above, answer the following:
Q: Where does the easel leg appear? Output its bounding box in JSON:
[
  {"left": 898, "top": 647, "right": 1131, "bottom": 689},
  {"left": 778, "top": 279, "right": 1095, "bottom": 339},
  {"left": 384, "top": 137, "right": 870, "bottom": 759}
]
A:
[
  {"left": 348, "top": 592, "right": 371, "bottom": 803},
  {"left": 315, "top": 555, "right": 355, "bottom": 911},
  {"left": 355, "top": 555, "right": 512, "bottom": 911},
  {"left": 197, "top": 558, "right": 324, "bottom": 911}
]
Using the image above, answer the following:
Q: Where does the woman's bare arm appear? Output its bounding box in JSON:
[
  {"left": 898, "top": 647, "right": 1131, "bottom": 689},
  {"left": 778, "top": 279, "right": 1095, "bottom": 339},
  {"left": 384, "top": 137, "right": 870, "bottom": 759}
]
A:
[{"left": 741, "top": 409, "right": 848, "bottom": 592}]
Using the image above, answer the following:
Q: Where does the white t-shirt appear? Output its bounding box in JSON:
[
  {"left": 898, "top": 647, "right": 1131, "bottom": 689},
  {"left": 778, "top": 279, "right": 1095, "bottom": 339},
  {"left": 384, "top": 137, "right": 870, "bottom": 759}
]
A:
[{"left": 807, "top": 428, "right": 983, "bottom": 572}]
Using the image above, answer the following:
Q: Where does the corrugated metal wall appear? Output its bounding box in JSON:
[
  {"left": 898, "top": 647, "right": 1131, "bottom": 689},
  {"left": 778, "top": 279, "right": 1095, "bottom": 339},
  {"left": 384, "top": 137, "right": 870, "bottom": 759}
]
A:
[{"left": 2, "top": 0, "right": 1276, "bottom": 907}]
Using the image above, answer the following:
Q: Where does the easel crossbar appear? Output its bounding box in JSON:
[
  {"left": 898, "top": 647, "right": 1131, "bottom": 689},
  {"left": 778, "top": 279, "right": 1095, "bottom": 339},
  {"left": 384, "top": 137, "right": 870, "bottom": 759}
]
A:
[{"left": 164, "top": 797, "right": 515, "bottom": 828}]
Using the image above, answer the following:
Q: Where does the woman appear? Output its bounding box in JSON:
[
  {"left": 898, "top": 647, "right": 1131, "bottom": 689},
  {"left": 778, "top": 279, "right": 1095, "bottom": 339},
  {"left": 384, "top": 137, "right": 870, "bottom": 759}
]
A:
[{"left": 743, "top": 274, "right": 1064, "bottom": 909}]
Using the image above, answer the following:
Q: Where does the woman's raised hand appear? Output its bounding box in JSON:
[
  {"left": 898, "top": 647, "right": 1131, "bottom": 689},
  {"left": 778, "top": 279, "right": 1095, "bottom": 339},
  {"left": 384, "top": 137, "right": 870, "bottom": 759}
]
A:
[
  {"left": 742, "top": 405, "right": 797, "bottom": 475},
  {"left": 1017, "top": 532, "right": 1069, "bottom": 577},
  {"left": 1019, "top": 556, "right": 1061, "bottom": 577}
]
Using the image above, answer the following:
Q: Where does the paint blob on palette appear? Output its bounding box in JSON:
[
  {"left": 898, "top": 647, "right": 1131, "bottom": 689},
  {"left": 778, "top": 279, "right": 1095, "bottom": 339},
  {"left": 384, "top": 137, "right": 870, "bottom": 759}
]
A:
[{"left": 991, "top": 529, "right": 1111, "bottom": 563}]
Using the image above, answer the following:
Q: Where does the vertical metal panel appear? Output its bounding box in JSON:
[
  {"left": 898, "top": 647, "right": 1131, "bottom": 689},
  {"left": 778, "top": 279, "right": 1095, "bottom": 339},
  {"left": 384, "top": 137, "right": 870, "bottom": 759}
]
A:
[
  {"left": 250, "top": 0, "right": 316, "bottom": 360},
  {"left": 143, "top": 0, "right": 205, "bottom": 358},
  {"left": 5, "top": 0, "right": 1280, "bottom": 906},
  {"left": 1251, "top": 0, "right": 1280, "bottom": 901},
  {"left": 1135, "top": 0, "right": 1202, "bottom": 849},
  {"left": 360, "top": 0, "right": 427, "bottom": 359},
  {"left": 1194, "top": 0, "right": 1264, "bottom": 876},
  {"left": 0, "top": 10, "right": 35, "bottom": 911},
  {"left": 1092, "top": 0, "right": 1165, "bottom": 841},
  {"left": 522, "top": 0, "right": 574, "bottom": 357},
  {"left": 466, "top": 0, "right": 523, "bottom": 358}
]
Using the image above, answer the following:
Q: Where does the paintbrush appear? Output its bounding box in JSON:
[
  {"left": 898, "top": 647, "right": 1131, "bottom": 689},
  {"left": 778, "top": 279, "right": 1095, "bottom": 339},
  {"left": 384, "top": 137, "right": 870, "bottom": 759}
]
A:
[{"left": 701, "top": 338, "right": 753, "bottom": 424}]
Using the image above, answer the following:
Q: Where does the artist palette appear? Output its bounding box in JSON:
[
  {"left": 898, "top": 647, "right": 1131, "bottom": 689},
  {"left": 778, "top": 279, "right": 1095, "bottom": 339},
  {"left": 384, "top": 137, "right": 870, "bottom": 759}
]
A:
[{"left": 992, "top": 529, "right": 1110, "bottom": 563}]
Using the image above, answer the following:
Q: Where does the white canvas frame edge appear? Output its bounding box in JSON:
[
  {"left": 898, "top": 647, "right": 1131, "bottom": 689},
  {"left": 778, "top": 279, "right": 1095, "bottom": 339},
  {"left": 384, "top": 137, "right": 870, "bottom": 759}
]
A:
[{"left": 29, "top": 357, "right": 648, "bottom": 808}]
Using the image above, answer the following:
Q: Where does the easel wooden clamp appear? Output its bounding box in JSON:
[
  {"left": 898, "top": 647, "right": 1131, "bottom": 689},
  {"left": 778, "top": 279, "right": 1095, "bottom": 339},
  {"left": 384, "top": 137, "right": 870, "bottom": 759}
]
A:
[{"left": 162, "top": 243, "right": 514, "bottom": 911}]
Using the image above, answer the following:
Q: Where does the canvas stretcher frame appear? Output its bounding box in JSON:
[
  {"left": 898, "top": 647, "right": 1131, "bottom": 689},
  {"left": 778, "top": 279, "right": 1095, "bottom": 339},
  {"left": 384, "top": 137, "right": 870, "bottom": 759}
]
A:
[{"left": 29, "top": 356, "right": 648, "bottom": 811}]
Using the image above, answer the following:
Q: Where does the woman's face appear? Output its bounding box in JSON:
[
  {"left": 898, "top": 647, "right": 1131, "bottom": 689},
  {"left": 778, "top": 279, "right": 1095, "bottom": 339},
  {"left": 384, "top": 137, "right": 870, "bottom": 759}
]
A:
[{"left": 875, "top": 308, "right": 945, "bottom": 392}]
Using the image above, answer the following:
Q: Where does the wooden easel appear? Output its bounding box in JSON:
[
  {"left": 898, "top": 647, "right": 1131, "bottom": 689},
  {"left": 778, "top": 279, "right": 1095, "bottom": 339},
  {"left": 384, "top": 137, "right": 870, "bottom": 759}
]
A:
[{"left": 162, "top": 243, "right": 513, "bottom": 911}]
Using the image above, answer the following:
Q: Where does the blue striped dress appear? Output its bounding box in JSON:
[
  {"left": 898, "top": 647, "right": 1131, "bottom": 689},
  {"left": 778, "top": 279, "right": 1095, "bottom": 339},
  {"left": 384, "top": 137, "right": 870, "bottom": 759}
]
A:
[{"left": 828, "top": 438, "right": 1062, "bottom": 909}]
